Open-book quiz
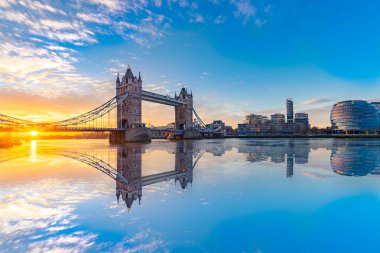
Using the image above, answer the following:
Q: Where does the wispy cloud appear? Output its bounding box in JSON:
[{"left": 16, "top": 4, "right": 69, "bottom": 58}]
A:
[
  {"left": 76, "top": 13, "right": 111, "bottom": 24},
  {"left": 230, "top": 0, "right": 257, "bottom": 24},
  {"left": 301, "top": 97, "right": 334, "bottom": 106},
  {"left": 214, "top": 15, "right": 226, "bottom": 24}
]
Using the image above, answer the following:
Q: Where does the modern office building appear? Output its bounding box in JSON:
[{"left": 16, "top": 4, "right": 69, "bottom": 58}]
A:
[
  {"left": 270, "top": 113, "right": 286, "bottom": 123},
  {"left": 294, "top": 113, "right": 310, "bottom": 134},
  {"left": 286, "top": 99, "right": 294, "bottom": 123},
  {"left": 238, "top": 99, "right": 310, "bottom": 135},
  {"left": 330, "top": 100, "right": 380, "bottom": 133},
  {"left": 244, "top": 114, "right": 268, "bottom": 124}
]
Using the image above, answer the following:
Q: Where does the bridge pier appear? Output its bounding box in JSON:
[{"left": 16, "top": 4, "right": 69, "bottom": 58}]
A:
[
  {"left": 109, "top": 131, "right": 125, "bottom": 144},
  {"left": 109, "top": 126, "right": 151, "bottom": 144},
  {"left": 183, "top": 128, "right": 202, "bottom": 139},
  {"left": 124, "top": 124, "right": 151, "bottom": 142}
]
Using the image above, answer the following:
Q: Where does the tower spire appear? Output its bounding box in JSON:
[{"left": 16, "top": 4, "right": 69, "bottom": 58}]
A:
[{"left": 116, "top": 73, "right": 120, "bottom": 86}]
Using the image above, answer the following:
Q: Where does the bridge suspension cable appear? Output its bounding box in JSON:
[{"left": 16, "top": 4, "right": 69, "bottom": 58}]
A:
[
  {"left": 49, "top": 93, "right": 129, "bottom": 127},
  {"left": 0, "top": 93, "right": 129, "bottom": 130},
  {"left": 192, "top": 108, "right": 207, "bottom": 128},
  {"left": 0, "top": 114, "right": 37, "bottom": 128}
]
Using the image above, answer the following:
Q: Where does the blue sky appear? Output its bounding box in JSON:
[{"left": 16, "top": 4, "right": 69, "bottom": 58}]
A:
[{"left": 1, "top": 0, "right": 380, "bottom": 127}]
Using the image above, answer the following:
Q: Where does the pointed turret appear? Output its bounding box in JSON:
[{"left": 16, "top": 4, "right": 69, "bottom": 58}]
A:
[
  {"left": 126, "top": 65, "right": 134, "bottom": 78},
  {"left": 179, "top": 87, "right": 188, "bottom": 100},
  {"left": 116, "top": 73, "right": 120, "bottom": 86},
  {"left": 125, "top": 65, "right": 134, "bottom": 84},
  {"left": 138, "top": 71, "right": 142, "bottom": 82}
]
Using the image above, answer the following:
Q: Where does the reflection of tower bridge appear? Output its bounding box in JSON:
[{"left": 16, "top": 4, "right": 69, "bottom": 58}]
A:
[
  {"left": 57, "top": 142, "right": 205, "bottom": 210},
  {"left": 0, "top": 66, "right": 222, "bottom": 142},
  {"left": 116, "top": 143, "right": 197, "bottom": 209}
]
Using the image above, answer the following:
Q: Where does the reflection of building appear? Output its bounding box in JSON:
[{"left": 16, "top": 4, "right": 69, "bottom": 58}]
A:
[
  {"left": 175, "top": 144, "right": 194, "bottom": 189},
  {"left": 330, "top": 139, "right": 380, "bottom": 176},
  {"left": 238, "top": 139, "right": 310, "bottom": 177},
  {"left": 331, "top": 100, "right": 380, "bottom": 133},
  {"left": 116, "top": 143, "right": 195, "bottom": 210},
  {"left": 286, "top": 155, "right": 294, "bottom": 178},
  {"left": 116, "top": 147, "right": 142, "bottom": 209}
]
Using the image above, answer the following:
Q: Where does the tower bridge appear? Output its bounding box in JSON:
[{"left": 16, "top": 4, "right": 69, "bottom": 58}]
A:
[{"left": 0, "top": 65, "right": 223, "bottom": 141}]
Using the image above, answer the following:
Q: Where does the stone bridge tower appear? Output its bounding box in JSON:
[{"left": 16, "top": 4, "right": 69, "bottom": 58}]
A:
[
  {"left": 116, "top": 66, "right": 142, "bottom": 129},
  {"left": 175, "top": 88, "right": 193, "bottom": 130},
  {"left": 113, "top": 66, "right": 151, "bottom": 142},
  {"left": 175, "top": 88, "right": 201, "bottom": 139}
]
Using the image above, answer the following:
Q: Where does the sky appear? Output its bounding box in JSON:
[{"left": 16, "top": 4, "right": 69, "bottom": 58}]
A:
[{"left": 2, "top": 0, "right": 380, "bottom": 127}]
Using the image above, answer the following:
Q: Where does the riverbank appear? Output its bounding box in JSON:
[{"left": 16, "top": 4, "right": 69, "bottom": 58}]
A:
[{"left": 225, "top": 134, "right": 380, "bottom": 139}]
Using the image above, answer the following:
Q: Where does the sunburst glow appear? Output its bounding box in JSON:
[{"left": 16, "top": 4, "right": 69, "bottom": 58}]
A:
[{"left": 30, "top": 131, "right": 38, "bottom": 137}]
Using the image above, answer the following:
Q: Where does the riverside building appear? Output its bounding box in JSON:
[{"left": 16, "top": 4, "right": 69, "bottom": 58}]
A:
[
  {"left": 286, "top": 99, "right": 294, "bottom": 123},
  {"left": 330, "top": 100, "right": 380, "bottom": 133},
  {"left": 238, "top": 99, "right": 310, "bottom": 135}
]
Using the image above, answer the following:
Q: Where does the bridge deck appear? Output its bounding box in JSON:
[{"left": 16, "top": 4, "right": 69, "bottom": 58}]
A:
[
  {"left": 141, "top": 90, "right": 186, "bottom": 106},
  {"left": 0, "top": 127, "right": 189, "bottom": 133}
]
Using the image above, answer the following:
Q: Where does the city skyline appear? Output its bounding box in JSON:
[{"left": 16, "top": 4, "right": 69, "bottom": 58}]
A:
[{"left": 2, "top": 1, "right": 380, "bottom": 127}]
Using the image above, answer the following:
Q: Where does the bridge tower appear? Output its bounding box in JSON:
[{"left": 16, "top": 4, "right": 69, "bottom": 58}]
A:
[
  {"left": 112, "top": 66, "right": 151, "bottom": 142},
  {"left": 175, "top": 88, "right": 201, "bottom": 139},
  {"left": 175, "top": 88, "right": 193, "bottom": 130},
  {"left": 116, "top": 66, "right": 142, "bottom": 128}
]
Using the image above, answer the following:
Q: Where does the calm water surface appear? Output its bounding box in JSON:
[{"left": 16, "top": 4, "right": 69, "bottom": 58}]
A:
[{"left": 1, "top": 138, "right": 380, "bottom": 252}]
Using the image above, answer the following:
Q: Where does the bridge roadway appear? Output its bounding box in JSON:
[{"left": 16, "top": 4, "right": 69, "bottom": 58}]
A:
[{"left": 141, "top": 90, "right": 186, "bottom": 106}]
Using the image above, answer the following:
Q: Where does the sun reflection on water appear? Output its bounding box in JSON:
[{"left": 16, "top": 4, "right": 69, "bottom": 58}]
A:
[{"left": 29, "top": 140, "right": 37, "bottom": 161}]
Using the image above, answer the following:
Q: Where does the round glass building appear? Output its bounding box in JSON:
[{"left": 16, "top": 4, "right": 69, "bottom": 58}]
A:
[{"left": 330, "top": 100, "right": 380, "bottom": 132}]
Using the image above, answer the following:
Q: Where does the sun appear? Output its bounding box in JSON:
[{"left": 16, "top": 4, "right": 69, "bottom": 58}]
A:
[{"left": 30, "top": 130, "right": 38, "bottom": 137}]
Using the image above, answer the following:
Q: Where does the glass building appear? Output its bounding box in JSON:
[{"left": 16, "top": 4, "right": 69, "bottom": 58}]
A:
[
  {"left": 330, "top": 100, "right": 380, "bottom": 132},
  {"left": 286, "top": 98, "right": 294, "bottom": 123}
]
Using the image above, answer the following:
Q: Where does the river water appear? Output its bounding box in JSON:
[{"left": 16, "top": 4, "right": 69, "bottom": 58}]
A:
[{"left": 1, "top": 138, "right": 380, "bottom": 252}]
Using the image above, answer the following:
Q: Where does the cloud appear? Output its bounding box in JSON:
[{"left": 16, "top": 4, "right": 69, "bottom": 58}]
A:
[
  {"left": 0, "top": 9, "right": 97, "bottom": 45},
  {"left": 18, "top": 0, "right": 67, "bottom": 15},
  {"left": 144, "top": 83, "right": 166, "bottom": 92},
  {"left": 86, "top": 0, "right": 123, "bottom": 12},
  {"left": 214, "top": 15, "right": 226, "bottom": 24},
  {"left": 230, "top": 0, "right": 256, "bottom": 24},
  {"left": 118, "top": 21, "right": 164, "bottom": 38},
  {"left": 190, "top": 14, "right": 204, "bottom": 23},
  {"left": 254, "top": 18, "right": 266, "bottom": 28},
  {"left": 76, "top": 13, "right": 111, "bottom": 24},
  {"left": 0, "top": 41, "right": 111, "bottom": 99},
  {"left": 301, "top": 97, "right": 334, "bottom": 106},
  {"left": 154, "top": 0, "right": 162, "bottom": 7}
]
